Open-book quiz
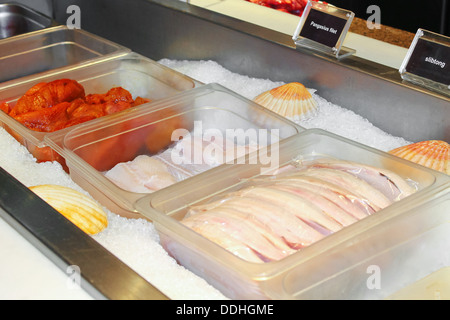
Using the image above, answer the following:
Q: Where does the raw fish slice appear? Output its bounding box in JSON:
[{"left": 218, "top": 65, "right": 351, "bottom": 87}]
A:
[
  {"left": 130, "top": 155, "right": 177, "bottom": 191},
  {"left": 105, "top": 162, "right": 151, "bottom": 193},
  {"left": 272, "top": 175, "right": 377, "bottom": 217},
  {"left": 217, "top": 196, "right": 325, "bottom": 248},
  {"left": 270, "top": 182, "right": 358, "bottom": 227},
  {"left": 291, "top": 168, "right": 392, "bottom": 210},
  {"left": 237, "top": 186, "right": 343, "bottom": 233},
  {"left": 188, "top": 194, "right": 325, "bottom": 247},
  {"left": 182, "top": 215, "right": 265, "bottom": 263},
  {"left": 175, "top": 135, "right": 259, "bottom": 166},
  {"left": 303, "top": 158, "right": 416, "bottom": 201},
  {"left": 275, "top": 177, "right": 373, "bottom": 218},
  {"left": 105, "top": 155, "right": 176, "bottom": 193},
  {"left": 183, "top": 210, "right": 290, "bottom": 262},
  {"left": 205, "top": 206, "right": 297, "bottom": 255},
  {"left": 203, "top": 135, "right": 254, "bottom": 165},
  {"left": 176, "top": 135, "right": 226, "bottom": 166}
]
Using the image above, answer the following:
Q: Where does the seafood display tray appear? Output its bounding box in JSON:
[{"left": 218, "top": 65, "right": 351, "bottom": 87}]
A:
[
  {"left": 0, "top": 52, "right": 197, "bottom": 167},
  {"left": 0, "top": 25, "right": 130, "bottom": 85},
  {"left": 135, "top": 129, "right": 450, "bottom": 300},
  {"left": 44, "top": 83, "right": 303, "bottom": 219},
  {"left": 0, "top": 0, "right": 448, "bottom": 300},
  {"left": 0, "top": 3, "right": 55, "bottom": 40}
]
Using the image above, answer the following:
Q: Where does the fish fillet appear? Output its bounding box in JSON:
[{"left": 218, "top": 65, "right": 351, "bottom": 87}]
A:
[
  {"left": 236, "top": 186, "right": 343, "bottom": 233},
  {"left": 289, "top": 168, "right": 392, "bottom": 210},
  {"left": 182, "top": 158, "right": 417, "bottom": 264},
  {"left": 105, "top": 155, "right": 177, "bottom": 193},
  {"left": 196, "top": 196, "right": 326, "bottom": 248},
  {"left": 270, "top": 181, "right": 358, "bottom": 227},
  {"left": 303, "top": 159, "right": 417, "bottom": 201},
  {"left": 270, "top": 176, "right": 374, "bottom": 218},
  {"left": 183, "top": 216, "right": 266, "bottom": 263},
  {"left": 183, "top": 209, "right": 291, "bottom": 262}
]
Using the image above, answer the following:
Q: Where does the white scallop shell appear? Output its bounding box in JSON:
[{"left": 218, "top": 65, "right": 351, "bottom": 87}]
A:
[
  {"left": 30, "top": 184, "right": 108, "bottom": 235},
  {"left": 253, "top": 82, "right": 318, "bottom": 120}
]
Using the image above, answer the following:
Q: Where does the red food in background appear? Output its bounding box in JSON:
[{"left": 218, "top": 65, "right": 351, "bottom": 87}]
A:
[
  {"left": 9, "top": 79, "right": 86, "bottom": 117},
  {"left": 4, "top": 79, "right": 150, "bottom": 133},
  {"left": 246, "top": 0, "right": 325, "bottom": 16}
]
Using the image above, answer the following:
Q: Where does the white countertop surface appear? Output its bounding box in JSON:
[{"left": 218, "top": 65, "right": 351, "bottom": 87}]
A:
[
  {"left": 188, "top": 0, "right": 409, "bottom": 69},
  {"left": 0, "top": 213, "right": 94, "bottom": 300},
  {"left": 0, "top": 0, "right": 410, "bottom": 300}
]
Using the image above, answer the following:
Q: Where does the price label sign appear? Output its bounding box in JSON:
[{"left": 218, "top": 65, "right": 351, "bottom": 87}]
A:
[
  {"left": 293, "top": 1, "right": 355, "bottom": 59},
  {"left": 400, "top": 29, "right": 450, "bottom": 97}
]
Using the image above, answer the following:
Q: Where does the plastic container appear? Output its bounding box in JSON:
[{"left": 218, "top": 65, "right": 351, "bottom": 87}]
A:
[
  {"left": 0, "top": 25, "right": 129, "bottom": 84},
  {"left": 0, "top": 3, "right": 55, "bottom": 40},
  {"left": 134, "top": 129, "right": 450, "bottom": 300},
  {"left": 45, "top": 83, "right": 303, "bottom": 219},
  {"left": 296, "top": 183, "right": 450, "bottom": 300},
  {"left": 0, "top": 52, "right": 197, "bottom": 167}
]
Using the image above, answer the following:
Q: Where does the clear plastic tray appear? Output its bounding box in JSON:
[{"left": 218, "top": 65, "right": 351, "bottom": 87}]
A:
[
  {"left": 0, "top": 52, "right": 196, "bottom": 167},
  {"left": 134, "top": 129, "right": 450, "bottom": 299},
  {"left": 45, "top": 83, "right": 303, "bottom": 219},
  {"left": 0, "top": 3, "right": 54, "bottom": 40},
  {"left": 296, "top": 182, "right": 450, "bottom": 300},
  {"left": 0, "top": 25, "right": 129, "bottom": 84}
]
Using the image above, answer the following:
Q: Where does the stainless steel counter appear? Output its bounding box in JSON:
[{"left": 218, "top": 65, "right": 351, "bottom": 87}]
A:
[
  {"left": 0, "top": 167, "right": 168, "bottom": 300},
  {"left": 0, "top": 0, "right": 448, "bottom": 300},
  {"left": 52, "top": 0, "right": 449, "bottom": 143}
]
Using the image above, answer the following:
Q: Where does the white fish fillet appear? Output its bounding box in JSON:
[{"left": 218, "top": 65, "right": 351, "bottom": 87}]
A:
[
  {"left": 303, "top": 159, "right": 416, "bottom": 201},
  {"left": 183, "top": 209, "right": 291, "bottom": 262},
  {"left": 236, "top": 186, "right": 343, "bottom": 233},
  {"left": 183, "top": 215, "right": 266, "bottom": 263},
  {"left": 175, "top": 135, "right": 259, "bottom": 166},
  {"left": 203, "top": 196, "right": 326, "bottom": 248},
  {"left": 289, "top": 168, "right": 392, "bottom": 210},
  {"left": 205, "top": 206, "right": 297, "bottom": 255},
  {"left": 105, "top": 155, "right": 177, "bottom": 193},
  {"left": 182, "top": 158, "right": 417, "bottom": 264},
  {"left": 271, "top": 176, "right": 374, "bottom": 218},
  {"left": 270, "top": 181, "right": 358, "bottom": 227}
]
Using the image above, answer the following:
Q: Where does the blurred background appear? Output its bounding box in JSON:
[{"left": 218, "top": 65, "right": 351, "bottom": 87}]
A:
[{"left": 330, "top": 0, "right": 449, "bottom": 36}]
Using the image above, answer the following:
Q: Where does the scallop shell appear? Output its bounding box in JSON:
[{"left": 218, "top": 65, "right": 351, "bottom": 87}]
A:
[
  {"left": 388, "top": 140, "right": 449, "bottom": 175},
  {"left": 30, "top": 185, "right": 108, "bottom": 235},
  {"left": 253, "top": 82, "right": 318, "bottom": 120}
]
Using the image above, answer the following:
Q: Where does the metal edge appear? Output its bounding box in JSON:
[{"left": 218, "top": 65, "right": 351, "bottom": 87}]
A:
[
  {"left": 0, "top": 0, "right": 445, "bottom": 301},
  {"left": 144, "top": 0, "right": 448, "bottom": 100},
  {"left": 0, "top": 167, "right": 169, "bottom": 300},
  {"left": 0, "top": 1, "right": 59, "bottom": 32}
]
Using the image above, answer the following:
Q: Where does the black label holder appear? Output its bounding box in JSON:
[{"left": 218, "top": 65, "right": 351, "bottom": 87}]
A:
[
  {"left": 292, "top": 1, "right": 355, "bottom": 60},
  {"left": 399, "top": 29, "right": 450, "bottom": 97}
]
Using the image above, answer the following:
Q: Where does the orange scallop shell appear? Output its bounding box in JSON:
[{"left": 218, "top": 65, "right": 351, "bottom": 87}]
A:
[
  {"left": 389, "top": 140, "right": 449, "bottom": 174},
  {"left": 253, "top": 82, "right": 318, "bottom": 120}
]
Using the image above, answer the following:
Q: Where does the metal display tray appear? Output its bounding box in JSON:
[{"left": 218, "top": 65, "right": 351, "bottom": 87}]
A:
[
  {"left": 0, "top": 0, "right": 449, "bottom": 300},
  {"left": 52, "top": 0, "right": 449, "bottom": 143},
  {"left": 0, "top": 2, "right": 55, "bottom": 40}
]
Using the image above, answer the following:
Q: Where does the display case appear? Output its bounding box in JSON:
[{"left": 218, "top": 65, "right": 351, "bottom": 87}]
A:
[
  {"left": 0, "top": 52, "right": 196, "bottom": 167},
  {"left": 45, "top": 83, "right": 302, "bottom": 219},
  {"left": 0, "top": 0, "right": 449, "bottom": 300},
  {"left": 135, "top": 129, "right": 450, "bottom": 299},
  {"left": 0, "top": 25, "right": 130, "bottom": 84}
]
